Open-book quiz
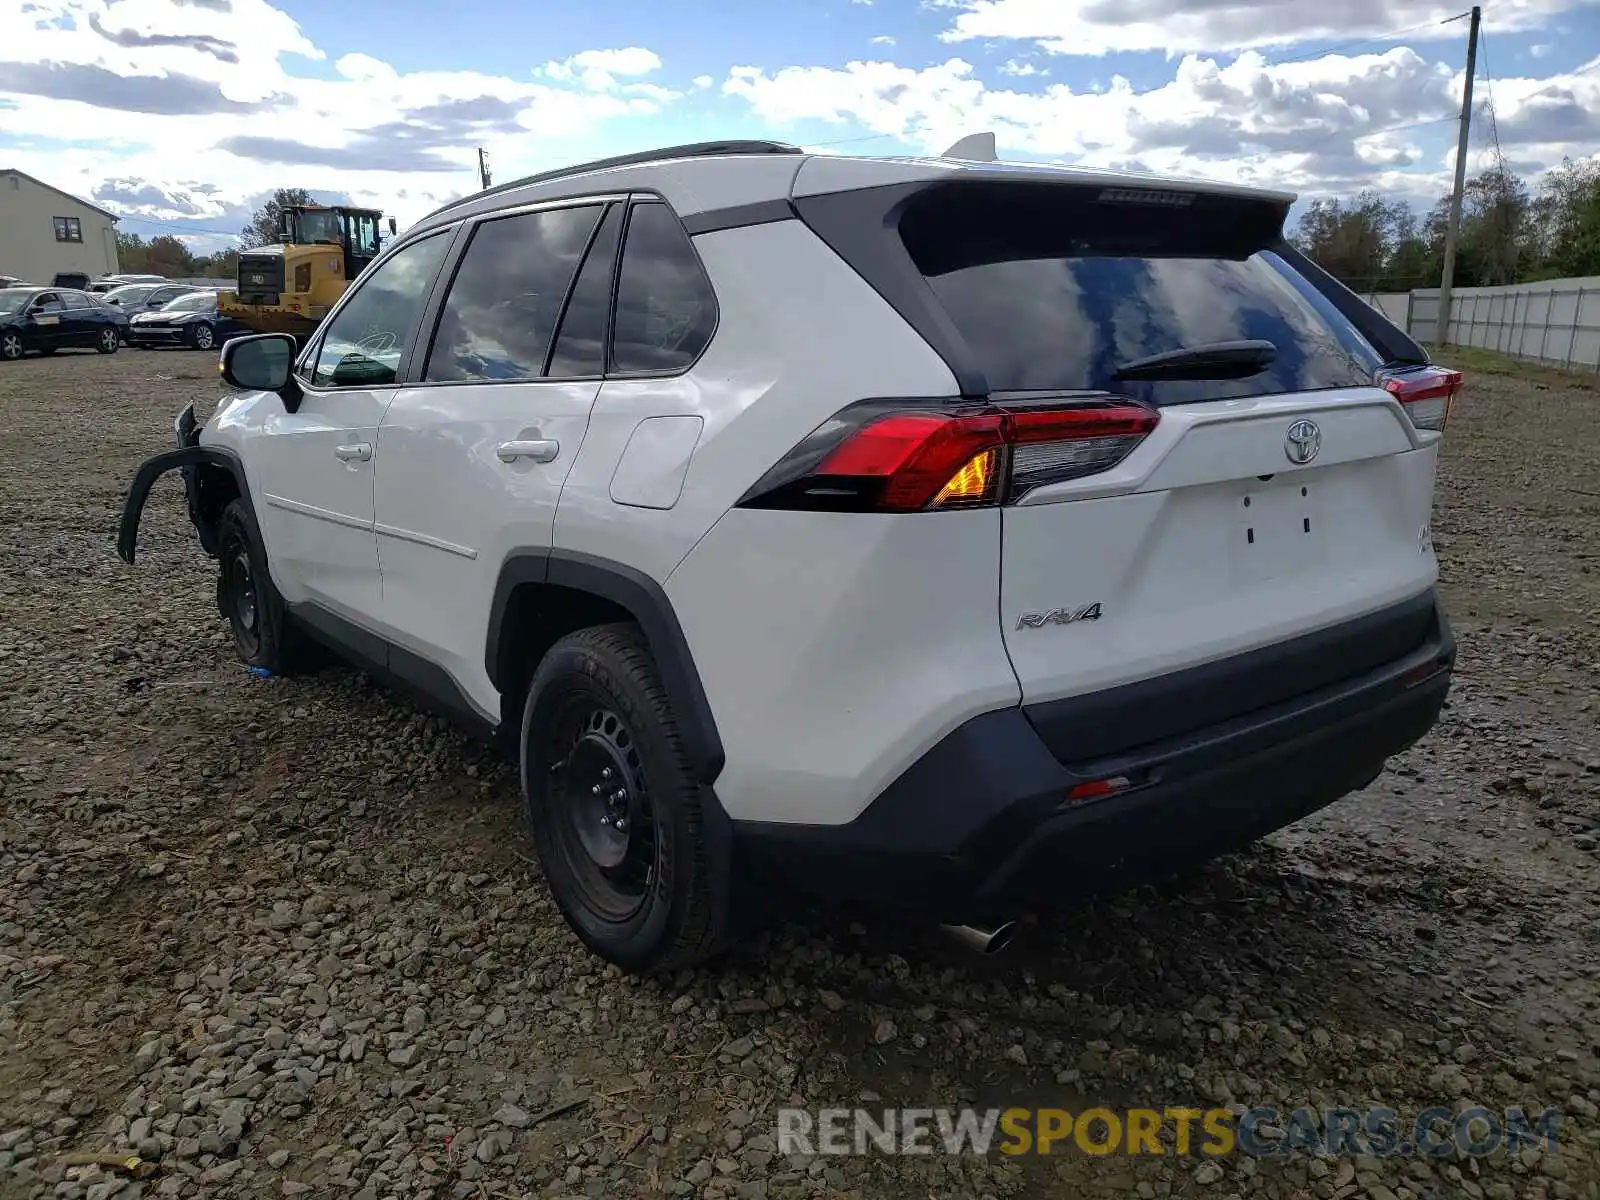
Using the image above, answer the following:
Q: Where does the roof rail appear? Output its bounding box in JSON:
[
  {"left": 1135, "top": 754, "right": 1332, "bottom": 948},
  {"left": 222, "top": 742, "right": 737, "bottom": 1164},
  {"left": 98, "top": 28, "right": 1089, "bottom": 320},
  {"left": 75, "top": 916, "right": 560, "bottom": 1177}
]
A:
[{"left": 421, "top": 140, "right": 804, "bottom": 223}]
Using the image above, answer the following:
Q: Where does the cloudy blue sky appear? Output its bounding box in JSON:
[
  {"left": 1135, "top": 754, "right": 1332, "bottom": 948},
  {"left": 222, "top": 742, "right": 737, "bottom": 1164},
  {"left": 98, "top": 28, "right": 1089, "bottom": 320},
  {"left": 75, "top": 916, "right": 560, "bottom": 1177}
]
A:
[{"left": 3, "top": 0, "right": 1598, "bottom": 253}]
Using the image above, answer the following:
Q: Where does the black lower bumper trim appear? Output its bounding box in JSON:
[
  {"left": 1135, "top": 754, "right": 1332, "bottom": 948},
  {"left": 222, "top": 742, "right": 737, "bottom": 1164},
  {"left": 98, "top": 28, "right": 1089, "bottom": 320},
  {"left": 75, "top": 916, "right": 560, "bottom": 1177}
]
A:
[{"left": 734, "top": 592, "right": 1454, "bottom": 921}]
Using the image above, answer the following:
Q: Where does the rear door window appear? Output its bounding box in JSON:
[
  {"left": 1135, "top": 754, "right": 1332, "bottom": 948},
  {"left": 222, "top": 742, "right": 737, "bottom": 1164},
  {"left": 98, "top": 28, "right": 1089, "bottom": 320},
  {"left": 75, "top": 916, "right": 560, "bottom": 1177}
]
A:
[
  {"left": 424, "top": 204, "right": 602, "bottom": 383},
  {"left": 547, "top": 204, "right": 622, "bottom": 379},
  {"left": 899, "top": 182, "right": 1384, "bottom": 406}
]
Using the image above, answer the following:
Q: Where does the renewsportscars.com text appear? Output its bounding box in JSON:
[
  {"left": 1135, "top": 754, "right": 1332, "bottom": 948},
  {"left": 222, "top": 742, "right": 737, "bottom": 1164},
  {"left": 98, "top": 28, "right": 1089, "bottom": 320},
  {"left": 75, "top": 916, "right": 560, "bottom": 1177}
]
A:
[{"left": 775, "top": 1106, "right": 1562, "bottom": 1159}]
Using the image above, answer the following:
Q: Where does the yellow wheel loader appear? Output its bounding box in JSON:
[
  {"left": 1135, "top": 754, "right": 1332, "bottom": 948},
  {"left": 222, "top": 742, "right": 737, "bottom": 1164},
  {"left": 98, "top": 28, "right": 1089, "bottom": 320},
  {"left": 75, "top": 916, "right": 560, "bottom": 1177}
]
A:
[{"left": 218, "top": 205, "right": 397, "bottom": 343}]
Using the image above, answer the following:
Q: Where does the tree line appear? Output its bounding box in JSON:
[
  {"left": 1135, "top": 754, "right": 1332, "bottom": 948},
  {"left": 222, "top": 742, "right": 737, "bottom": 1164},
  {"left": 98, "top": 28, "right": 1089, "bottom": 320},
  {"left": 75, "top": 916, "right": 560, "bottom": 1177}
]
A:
[
  {"left": 111, "top": 188, "right": 317, "bottom": 280},
  {"left": 113, "top": 233, "right": 238, "bottom": 280},
  {"left": 1294, "top": 157, "right": 1600, "bottom": 295}
]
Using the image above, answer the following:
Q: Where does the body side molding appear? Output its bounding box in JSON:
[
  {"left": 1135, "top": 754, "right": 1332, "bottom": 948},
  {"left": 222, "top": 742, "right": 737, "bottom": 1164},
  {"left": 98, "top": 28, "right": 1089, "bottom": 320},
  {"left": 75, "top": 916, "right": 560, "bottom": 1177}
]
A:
[{"left": 289, "top": 602, "right": 499, "bottom": 740}]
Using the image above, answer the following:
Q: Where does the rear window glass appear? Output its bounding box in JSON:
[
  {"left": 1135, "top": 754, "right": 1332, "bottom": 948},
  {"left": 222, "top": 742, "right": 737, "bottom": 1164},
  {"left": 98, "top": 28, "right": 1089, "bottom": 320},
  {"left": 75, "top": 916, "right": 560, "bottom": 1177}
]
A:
[{"left": 900, "top": 182, "right": 1383, "bottom": 404}]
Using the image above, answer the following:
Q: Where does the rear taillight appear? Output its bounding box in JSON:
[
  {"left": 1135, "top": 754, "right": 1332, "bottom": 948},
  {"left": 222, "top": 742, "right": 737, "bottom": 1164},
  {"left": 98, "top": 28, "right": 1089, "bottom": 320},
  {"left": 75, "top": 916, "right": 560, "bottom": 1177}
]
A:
[
  {"left": 1379, "top": 364, "right": 1461, "bottom": 433},
  {"left": 738, "top": 397, "right": 1159, "bottom": 513}
]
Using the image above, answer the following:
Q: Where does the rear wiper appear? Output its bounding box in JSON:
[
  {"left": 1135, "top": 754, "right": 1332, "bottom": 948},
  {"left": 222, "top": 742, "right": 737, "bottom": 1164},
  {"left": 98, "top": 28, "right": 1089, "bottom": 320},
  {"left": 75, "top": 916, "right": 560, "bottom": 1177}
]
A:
[{"left": 1112, "top": 339, "right": 1277, "bottom": 382}]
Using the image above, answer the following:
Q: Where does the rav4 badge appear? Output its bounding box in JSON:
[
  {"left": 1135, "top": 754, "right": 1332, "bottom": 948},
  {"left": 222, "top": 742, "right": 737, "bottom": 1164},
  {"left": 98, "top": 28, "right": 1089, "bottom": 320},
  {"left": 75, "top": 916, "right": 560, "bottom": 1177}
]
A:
[{"left": 1016, "top": 602, "right": 1103, "bottom": 631}]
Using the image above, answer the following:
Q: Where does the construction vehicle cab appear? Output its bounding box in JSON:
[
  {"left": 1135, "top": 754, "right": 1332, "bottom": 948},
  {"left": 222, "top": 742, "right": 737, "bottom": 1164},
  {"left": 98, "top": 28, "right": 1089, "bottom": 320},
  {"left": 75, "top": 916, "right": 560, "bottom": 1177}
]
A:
[{"left": 221, "top": 205, "right": 397, "bottom": 342}]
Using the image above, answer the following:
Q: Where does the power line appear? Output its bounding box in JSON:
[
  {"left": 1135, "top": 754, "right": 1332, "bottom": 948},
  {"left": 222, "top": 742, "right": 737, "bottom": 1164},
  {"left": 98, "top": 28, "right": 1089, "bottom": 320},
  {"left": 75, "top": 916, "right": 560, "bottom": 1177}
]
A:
[
  {"left": 809, "top": 131, "right": 898, "bottom": 148},
  {"left": 1476, "top": 28, "right": 1508, "bottom": 176},
  {"left": 1287, "top": 113, "right": 1458, "bottom": 159},
  {"left": 1499, "top": 54, "right": 1600, "bottom": 108},
  {"left": 115, "top": 213, "right": 241, "bottom": 239},
  {"left": 1267, "top": 12, "right": 1470, "bottom": 67}
]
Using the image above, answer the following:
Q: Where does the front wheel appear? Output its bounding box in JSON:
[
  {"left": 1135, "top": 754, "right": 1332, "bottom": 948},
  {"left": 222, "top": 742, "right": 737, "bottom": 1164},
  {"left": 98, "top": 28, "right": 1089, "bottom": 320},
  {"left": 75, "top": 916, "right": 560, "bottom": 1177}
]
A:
[
  {"left": 0, "top": 332, "right": 22, "bottom": 361},
  {"left": 95, "top": 327, "right": 120, "bottom": 354},
  {"left": 521, "top": 624, "right": 728, "bottom": 974},
  {"left": 189, "top": 322, "right": 216, "bottom": 351},
  {"left": 215, "top": 500, "right": 306, "bottom": 672}
]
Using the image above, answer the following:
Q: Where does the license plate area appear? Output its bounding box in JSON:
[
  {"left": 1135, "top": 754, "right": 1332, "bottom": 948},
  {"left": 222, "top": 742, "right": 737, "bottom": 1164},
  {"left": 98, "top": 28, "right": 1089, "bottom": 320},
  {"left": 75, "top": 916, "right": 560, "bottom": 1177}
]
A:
[{"left": 1229, "top": 477, "right": 1324, "bottom": 584}]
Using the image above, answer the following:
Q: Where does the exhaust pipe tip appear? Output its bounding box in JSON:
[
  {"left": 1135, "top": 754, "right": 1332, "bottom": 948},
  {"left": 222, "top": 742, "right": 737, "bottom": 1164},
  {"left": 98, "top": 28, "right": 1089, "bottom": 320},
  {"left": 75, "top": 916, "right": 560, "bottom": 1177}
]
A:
[{"left": 940, "top": 921, "right": 1017, "bottom": 955}]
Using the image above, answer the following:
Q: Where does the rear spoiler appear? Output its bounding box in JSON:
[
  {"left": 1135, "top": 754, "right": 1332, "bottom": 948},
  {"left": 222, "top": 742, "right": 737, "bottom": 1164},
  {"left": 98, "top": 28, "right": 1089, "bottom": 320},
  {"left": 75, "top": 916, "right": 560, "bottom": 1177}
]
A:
[{"left": 1273, "top": 241, "right": 1430, "bottom": 367}]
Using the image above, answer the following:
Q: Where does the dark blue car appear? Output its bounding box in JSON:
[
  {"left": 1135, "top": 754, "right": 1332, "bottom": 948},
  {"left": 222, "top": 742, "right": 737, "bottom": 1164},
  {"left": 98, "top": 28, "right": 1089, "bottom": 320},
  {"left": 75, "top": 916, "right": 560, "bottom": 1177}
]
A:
[
  {"left": 0, "top": 287, "right": 129, "bottom": 361},
  {"left": 126, "top": 290, "right": 251, "bottom": 351}
]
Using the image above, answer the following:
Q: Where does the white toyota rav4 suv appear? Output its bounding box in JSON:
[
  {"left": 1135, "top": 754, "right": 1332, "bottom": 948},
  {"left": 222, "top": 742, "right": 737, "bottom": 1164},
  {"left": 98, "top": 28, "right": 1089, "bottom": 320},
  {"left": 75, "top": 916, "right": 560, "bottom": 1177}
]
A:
[{"left": 119, "top": 140, "right": 1458, "bottom": 973}]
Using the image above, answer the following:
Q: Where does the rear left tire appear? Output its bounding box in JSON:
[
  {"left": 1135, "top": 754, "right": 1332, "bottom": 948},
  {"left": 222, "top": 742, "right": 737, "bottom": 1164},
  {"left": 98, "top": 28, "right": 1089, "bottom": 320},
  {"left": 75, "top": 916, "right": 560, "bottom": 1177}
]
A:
[{"left": 521, "top": 624, "right": 729, "bottom": 974}]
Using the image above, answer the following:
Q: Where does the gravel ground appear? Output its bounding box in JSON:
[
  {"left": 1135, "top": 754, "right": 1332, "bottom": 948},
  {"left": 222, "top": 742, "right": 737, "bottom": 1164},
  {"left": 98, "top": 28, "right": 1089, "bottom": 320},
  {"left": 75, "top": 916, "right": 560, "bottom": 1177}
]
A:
[{"left": 2, "top": 345, "right": 1598, "bottom": 1200}]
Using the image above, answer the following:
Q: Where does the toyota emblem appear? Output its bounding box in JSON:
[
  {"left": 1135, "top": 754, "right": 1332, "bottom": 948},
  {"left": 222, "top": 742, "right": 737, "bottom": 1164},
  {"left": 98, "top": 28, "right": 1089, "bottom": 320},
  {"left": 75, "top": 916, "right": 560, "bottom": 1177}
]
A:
[{"left": 1285, "top": 419, "right": 1321, "bottom": 465}]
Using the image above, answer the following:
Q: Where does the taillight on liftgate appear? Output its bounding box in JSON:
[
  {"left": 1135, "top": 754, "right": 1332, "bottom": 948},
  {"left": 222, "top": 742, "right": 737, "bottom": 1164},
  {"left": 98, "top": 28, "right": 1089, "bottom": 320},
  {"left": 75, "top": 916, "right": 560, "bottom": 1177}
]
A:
[
  {"left": 737, "top": 398, "right": 1160, "bottom": 513},
  {"left": 1378, "top": 364, "right": 1462, "bottom": 433}
]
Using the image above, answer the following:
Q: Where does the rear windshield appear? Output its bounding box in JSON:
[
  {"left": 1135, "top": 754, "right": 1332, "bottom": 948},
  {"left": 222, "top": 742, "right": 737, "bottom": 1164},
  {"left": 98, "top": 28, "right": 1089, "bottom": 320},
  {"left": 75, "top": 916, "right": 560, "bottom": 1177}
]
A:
[{"left": 899, "top": 181, "right": 1384, "bottom": 404}]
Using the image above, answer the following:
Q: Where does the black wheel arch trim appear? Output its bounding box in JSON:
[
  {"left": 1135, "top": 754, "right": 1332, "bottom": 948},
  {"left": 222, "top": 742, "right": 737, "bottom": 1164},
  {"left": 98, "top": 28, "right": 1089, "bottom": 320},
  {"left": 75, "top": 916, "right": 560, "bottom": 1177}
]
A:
[
  {"left": 485, "top": 548, "right": 726, "bottom": 786},
  {"left": 117, "top": 411, "right": 254, "bottom": 564}
]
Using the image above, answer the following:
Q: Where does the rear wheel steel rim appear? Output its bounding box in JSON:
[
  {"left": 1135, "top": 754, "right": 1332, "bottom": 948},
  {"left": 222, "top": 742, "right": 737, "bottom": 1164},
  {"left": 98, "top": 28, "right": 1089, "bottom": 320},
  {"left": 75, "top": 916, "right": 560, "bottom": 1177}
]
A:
[
  {"left": 545, "top": 699, "right": 658, "bottom": 922},
  {"left": 100, "top": 328, "right": 118, "bottom": 351}
]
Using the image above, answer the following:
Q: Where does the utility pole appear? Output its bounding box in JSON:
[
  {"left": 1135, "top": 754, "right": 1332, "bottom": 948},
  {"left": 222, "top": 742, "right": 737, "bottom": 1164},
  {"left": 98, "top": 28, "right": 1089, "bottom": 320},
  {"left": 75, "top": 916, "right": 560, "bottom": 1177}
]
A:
[
  {"left": 477, "top": 148, "right": 492, "bottom": 191},
  {"left": 1435, "top": 4, "right": 1479, "bottom": 347}
]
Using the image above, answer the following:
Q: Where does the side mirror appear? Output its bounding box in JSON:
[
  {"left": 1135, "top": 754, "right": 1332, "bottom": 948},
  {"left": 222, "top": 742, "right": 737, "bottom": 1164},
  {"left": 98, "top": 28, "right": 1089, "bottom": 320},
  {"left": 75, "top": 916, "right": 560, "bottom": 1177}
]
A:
[{"left": 220, "top": 333, "right": 302, "bottom": 412}]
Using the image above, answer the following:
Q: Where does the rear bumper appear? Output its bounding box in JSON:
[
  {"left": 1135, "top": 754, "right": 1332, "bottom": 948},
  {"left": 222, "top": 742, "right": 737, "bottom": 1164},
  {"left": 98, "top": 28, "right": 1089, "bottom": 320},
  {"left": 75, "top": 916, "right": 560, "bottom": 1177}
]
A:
[{"left": 734, "top": 592, "right": 1455, "bottom": 921}]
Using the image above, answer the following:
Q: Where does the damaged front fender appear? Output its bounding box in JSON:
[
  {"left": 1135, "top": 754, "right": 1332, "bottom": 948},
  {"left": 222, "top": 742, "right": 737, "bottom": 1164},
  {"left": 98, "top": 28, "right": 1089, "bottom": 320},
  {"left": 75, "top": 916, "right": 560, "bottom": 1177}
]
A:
[
  {"left": 117, "top": 403, "right": 251, "bottom": 564},
  {"left": 117, "top": 445, "right": 214, "bottom": 564}
]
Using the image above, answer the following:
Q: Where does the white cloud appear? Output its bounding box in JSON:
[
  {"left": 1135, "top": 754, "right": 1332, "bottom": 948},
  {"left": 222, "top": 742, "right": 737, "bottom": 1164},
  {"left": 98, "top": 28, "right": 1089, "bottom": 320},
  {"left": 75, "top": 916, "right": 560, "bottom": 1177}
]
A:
[
  {"left": 0, "top": 1, "right": 683, "bottom": 236},
  {"left": 722, "top": 48, "right": 1475, "bottom": 197},
  {"left": 936, "top": 0, "right": 1581, "bottom": 57},
  {"left": 872, "top": 35, "right": 896, "bottom": 46},
  {"left": 538, "top": 46, "right": 665, "bottom": 91},
  {"left": 335, "top": 53, "right": 397, "bottom": 82},
  {"left": 1469, "top": 55, "right": 1600, "bottom": 161},
  {"left": 0, "top": 0, "right": 1594, "bottom": 248},
  {"left": 1530, "top": 43, "right": 1554, "bottom": 57},
  {"left": 730, "top": 49, "right": 1443, "bottom": 141}
]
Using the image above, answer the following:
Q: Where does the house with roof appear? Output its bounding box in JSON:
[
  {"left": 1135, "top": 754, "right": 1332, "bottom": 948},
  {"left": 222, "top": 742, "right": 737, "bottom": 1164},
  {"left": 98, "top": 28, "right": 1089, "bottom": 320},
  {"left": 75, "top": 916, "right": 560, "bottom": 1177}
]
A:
[{"left": 0, "top": 169, "right": 120, "bottom": 285}]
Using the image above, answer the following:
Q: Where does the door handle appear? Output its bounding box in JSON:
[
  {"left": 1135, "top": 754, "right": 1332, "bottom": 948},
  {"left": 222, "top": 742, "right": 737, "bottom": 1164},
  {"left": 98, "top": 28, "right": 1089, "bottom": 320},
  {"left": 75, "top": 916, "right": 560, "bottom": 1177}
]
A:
[
  {"left": 334, "top": 442, "right": 373, "bottom": 462},
  {"left": 496, "top": 439, "right": 559, "bottom": 464}
]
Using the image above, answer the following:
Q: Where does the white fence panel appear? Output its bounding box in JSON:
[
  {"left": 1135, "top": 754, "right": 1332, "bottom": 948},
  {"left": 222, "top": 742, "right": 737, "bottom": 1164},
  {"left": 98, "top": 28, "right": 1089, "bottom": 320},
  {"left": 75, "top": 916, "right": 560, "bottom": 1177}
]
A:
[{"left": 1401, "top": 276, "right": 1600, "bottom": 371}]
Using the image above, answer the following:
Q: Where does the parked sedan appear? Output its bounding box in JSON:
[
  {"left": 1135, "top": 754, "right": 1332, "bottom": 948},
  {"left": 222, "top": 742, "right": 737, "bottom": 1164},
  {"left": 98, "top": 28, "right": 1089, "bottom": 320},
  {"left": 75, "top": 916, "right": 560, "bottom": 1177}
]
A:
[
  {"left": 126, "top": 291, "right": 247, "bottom": 351},
  {"left": 102, "top": 282, "right": 202, "bottom": 313},
  {"left": 0, "top": 287, "right": 128, "bottom": 360}
]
